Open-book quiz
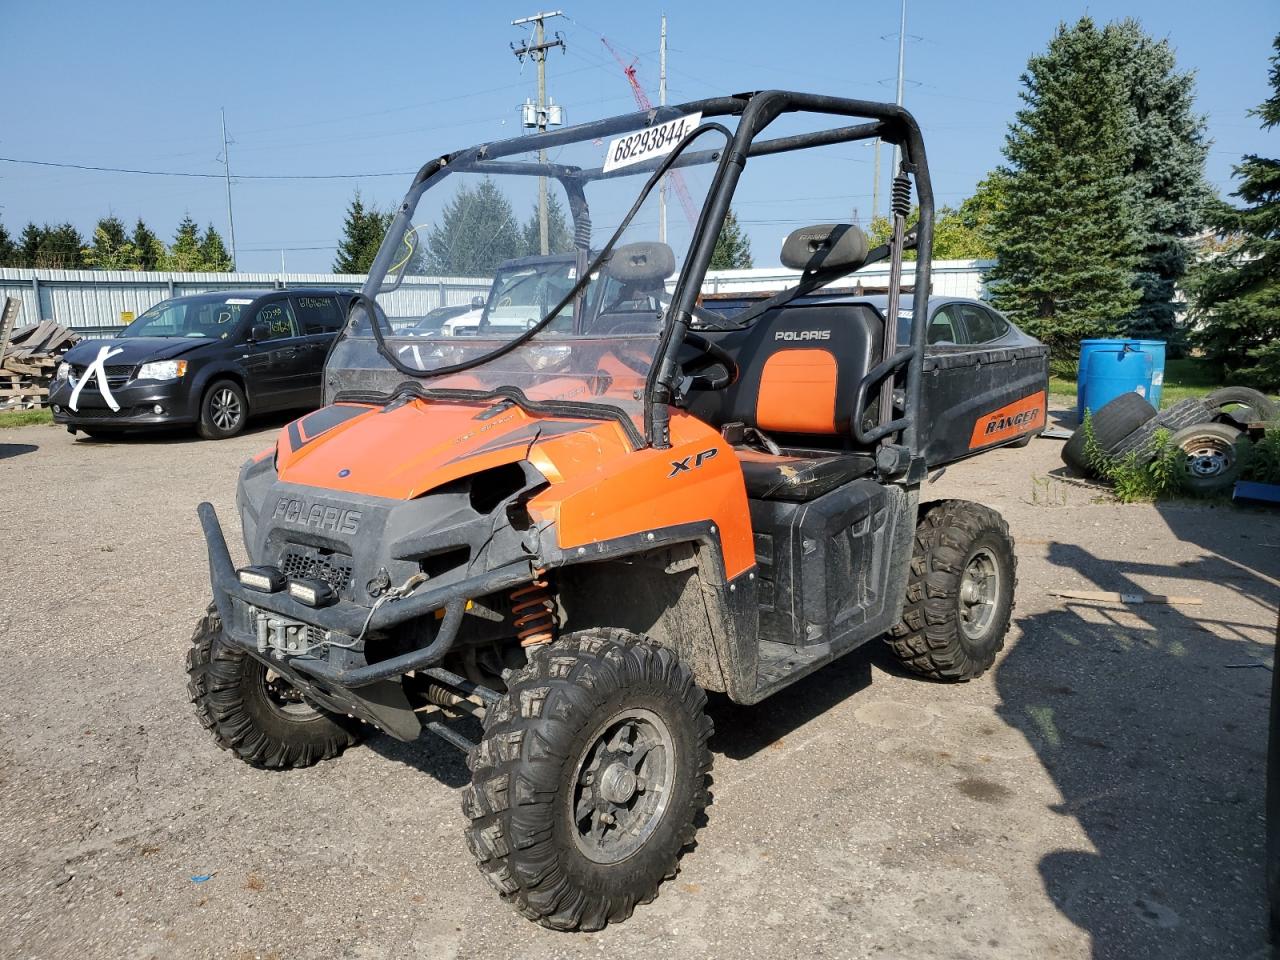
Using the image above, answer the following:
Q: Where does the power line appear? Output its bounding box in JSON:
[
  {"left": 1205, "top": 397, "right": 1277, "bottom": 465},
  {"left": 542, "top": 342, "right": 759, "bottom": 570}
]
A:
[{"left": 0, "top": 156, "right": 415, "bottom": 180}]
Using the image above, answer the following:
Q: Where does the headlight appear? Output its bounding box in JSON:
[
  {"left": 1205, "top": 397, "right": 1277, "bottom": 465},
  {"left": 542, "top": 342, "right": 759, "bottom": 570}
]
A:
[
  {"left": 137, "top": 359, "right": 188, "bottom": 381},
  {"left": 55, "top": 362, "right": 70, "bottom": 381}
]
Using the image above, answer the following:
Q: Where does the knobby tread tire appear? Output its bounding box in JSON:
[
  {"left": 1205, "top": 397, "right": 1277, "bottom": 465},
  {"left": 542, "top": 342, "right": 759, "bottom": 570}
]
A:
[
  {"left": 887, "top": 500, "right": 1017, "bottom": 682},
  {"left": 186, "top": 603, "right": 363, "bottom": 769},
  {"left": 463, "top": 629, "right": 712, "bottom": 932}
]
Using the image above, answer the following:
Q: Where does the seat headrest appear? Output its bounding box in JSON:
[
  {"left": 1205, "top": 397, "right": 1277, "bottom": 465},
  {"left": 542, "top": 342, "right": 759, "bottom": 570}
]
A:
[
  {"left": 780, "top": 223, "right": 869, "bottom": 273},
  {"left": 604, "top": 242, "right": 676, "bottom": 285}
]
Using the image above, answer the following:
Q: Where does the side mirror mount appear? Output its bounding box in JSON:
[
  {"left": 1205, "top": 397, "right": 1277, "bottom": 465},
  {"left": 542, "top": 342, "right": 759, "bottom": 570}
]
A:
[
  {"left": 248, "top": 323, "right": 271, "bottom": 343},
  {"left": 470, "top": 295, "right": 485, "bottom": 308}
]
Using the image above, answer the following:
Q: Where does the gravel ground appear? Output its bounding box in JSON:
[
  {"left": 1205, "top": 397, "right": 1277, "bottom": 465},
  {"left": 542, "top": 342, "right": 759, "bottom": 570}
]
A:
[{"left": 1, "top": 407, "right": 1277, "bottom": 960}]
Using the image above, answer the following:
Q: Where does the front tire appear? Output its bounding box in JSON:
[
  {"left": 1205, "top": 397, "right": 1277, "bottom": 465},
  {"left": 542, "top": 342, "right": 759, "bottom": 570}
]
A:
[
  {"left": 887, "top": 500, "right": 1016, "bottom": 681},
  {"left": 186, "top": 604, "right": 364, "bottom": 768},
  {"left": 198, "top": 379, "right": 248, "bottom": 439},
  {"left": 464, "top": 630, "right": 712, "bottom": 931}
]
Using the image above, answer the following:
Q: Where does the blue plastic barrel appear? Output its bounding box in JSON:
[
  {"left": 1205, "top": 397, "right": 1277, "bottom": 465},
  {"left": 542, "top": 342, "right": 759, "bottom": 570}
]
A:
[{"left": 1077, "top": 339, "right": 1165, "bottom": 423}]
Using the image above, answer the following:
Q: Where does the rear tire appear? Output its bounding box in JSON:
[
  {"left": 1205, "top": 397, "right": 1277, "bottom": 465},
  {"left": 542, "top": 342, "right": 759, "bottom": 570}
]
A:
[
  {"left": 464, "top": 630, "right": 712, "bottom": 931},
  {"left": 198, "top": 379, "right": 248, "bottom": 439},
  {"left": 1063, "top": 392, "right": 1156, "bottom": 474},
  {"left": 186, "top": 604, "right": 364, "bottom": 768},
  {"left": 887, "top": 500, "right": 1016, "bottom": 681}
]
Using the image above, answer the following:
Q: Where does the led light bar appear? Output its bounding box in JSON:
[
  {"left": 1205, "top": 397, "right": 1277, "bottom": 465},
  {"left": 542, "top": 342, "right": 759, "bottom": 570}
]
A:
[
  {"left": 288, "top": 578, "right": 337, "bottom": 608},
  {"left": 237, "top": 565, "right": 286, "bottom": 592}
]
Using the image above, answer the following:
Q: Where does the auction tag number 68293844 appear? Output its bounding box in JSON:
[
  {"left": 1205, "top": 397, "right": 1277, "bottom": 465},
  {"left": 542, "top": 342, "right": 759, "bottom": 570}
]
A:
[{"left": 603, "top": 112, "right": 703, "bottom": 174}]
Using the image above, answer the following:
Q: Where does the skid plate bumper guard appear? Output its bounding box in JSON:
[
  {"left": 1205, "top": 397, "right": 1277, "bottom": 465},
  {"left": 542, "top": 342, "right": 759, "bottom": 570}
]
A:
[{"left": 197, "top": 501, "right": 530, "bottom": 688}]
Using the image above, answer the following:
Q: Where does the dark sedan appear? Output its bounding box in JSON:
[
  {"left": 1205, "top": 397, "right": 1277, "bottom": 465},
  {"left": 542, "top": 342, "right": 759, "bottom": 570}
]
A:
[{"left": 50, "top": 288, "right": 356, "bottom": 439}]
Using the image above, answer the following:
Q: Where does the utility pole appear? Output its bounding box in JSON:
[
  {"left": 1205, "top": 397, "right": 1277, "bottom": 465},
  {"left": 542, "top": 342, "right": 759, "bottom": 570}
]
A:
[
  {"left": 890, "top": 0, "right": 907, "bottom": 181},
  {"left": 872, "top": 0, "right": 908, "bottom": 224},
  {"left": 512, "top": 11, "right": 566, "bottom": 256},
  {"left": 220, "top": 107, "right": 237, "bottom": 271},
  {"left": 658, "top": 13, "right": 668, "bottom": 244}
]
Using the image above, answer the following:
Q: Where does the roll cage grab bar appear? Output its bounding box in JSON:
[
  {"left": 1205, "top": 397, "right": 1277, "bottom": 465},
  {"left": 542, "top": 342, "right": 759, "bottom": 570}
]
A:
[{"left": 361, "top": 90, "right": 934, "bottom": 480}]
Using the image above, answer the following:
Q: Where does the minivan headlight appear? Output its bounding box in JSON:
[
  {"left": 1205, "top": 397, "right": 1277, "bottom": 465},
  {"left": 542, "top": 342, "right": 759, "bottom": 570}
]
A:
[
  {"left": 55, "top": 361, "right": 71, "bottom": 381},
  {"left": 137, "top": 359, "right": 188, "bottom": 381}
]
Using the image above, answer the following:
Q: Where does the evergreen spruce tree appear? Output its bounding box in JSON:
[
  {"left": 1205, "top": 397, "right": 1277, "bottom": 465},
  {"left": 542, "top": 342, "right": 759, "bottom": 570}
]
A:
[
  {"left": 0, "top": 218, "right": 16, "bottom": 266},
  {"left": 1109, "top": 20, "right": 1212, "bottom": 343},
  {"left": 987, "top": 17, "right": 1141, "bottom": 359},
  {"left": 22, "top": 223, "right": 87, "bottom": 269},
  {"left": 198, "top": 224, "right": 233, "bottom": 271},
  {"left": 333, "top": 190, "right": 391, "bottom": 273},
  {"left": 1187, "top": 34, "right": 1280, "bottom": 389},
  {"left": 162, "top": 215, "right": 204, "bottom": 271},
  {"left": 18, "top": 224, "right": 43, "bottom": 267},
  {"left": 425, "top": 178, "right": 523, "bottom": 276},
  {"left": 709, "top": 209, "right": 753, "bottom": 269},
  {"left": 131, "top": 219, "right": 165, "bottom": 271},
  {"left": 520, "top": 192, "right": 574, "bottom": 257},
  {"left": 83, "top": 216, "right": 138, "bottom": 270}
]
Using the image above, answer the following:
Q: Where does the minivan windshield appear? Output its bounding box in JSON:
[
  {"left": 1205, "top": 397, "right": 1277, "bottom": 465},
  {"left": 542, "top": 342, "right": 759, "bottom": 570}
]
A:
[
  {"left": 120, "top": 295, "right": 250, "bottom": 339},
  {"left": 327, "top": 114, "right": 729, "bottom": 429}
]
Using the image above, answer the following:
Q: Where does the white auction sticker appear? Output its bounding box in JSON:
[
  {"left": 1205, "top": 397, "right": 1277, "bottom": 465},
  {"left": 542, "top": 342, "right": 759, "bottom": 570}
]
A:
[
  {"left": 603, "top": 112, "right": 702, "bottom": 173},
  {"left": 226, "top": 297, "right": 253, "bottom": 305}
]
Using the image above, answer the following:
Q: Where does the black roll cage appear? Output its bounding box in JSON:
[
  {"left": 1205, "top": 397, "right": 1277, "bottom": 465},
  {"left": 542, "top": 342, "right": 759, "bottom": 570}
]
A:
[{"left": 360, "top": 90, "right": 933, "bottom": 475}]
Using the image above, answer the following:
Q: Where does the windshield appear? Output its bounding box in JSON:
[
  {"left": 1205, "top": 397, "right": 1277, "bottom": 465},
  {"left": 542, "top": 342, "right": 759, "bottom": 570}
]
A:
[
  {"left": 120, "top": 296, "right": 248, "bottom": 339},
  {"left": 327, "top": 115, "right": 729, "bottom": 430}
]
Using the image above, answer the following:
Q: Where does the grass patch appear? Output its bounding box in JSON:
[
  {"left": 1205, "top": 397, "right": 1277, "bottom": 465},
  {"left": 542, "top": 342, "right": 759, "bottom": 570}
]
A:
[
  {"left": 0, "top": 408, "right": 53, "bottom": 428},
  {"left": 1050, "top": 357, "right": 1227, "bottom": 410}
]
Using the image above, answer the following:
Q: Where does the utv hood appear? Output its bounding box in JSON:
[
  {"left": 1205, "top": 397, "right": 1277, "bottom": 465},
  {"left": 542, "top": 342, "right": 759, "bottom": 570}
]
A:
[{"left": 274, "top": 399, "right": 630, "bottom": 501}]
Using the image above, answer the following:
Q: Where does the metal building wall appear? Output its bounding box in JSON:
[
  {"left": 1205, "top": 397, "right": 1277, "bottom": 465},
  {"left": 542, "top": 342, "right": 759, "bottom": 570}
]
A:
[
  {"left": 0, "top": 269, "right": 492, "bottom": 331},
  {"left": 0, "top": 260, "right": 993, "bottom": 332}
]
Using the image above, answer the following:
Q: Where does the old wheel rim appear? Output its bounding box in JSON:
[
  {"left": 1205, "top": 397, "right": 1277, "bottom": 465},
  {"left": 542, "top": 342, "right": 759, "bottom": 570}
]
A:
[
  {"left": 959, "top": 547, "right": 1000, "bottom": 641},
  {"left": 1181, "top": 436, "right": 1235, "bottom": 479},
  {"left": 262, "top": 668, "right": 318, "bottom": 719},
  {"left": 211, "top": 388, "right": 242, "bottom": 431},
  {"left": 569, "top": 707, "right": 675, "bottom": 864}
]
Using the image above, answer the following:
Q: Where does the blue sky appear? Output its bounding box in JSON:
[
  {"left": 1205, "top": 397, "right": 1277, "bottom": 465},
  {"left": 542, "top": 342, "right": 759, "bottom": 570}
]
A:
[{"left": 2, "top": 0, "right": 1276, "bottom": 273}]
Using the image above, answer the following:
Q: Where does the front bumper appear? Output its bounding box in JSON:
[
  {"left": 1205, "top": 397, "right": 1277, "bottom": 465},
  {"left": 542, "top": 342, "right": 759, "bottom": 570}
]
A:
[
  {"left": 198, "top": 502, "right": 534, "bottom": 737},
  {"left": 49, "top": 377, "right": 195, "bottom": 428}
]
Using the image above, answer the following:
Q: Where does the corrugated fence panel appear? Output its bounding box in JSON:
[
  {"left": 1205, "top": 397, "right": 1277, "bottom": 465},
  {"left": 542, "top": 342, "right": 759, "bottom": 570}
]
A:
[
  {"left": 0, "top": 269, "right": 493, "bottom": 331},
  {"left": 0, "top": 261, "right": 993, "bottom": 331}
]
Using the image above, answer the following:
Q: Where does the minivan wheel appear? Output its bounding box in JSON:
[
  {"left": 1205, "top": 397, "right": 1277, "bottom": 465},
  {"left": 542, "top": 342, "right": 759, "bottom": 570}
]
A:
[{"left": 199, "top": 380, "right": 247, "bottom": 439}]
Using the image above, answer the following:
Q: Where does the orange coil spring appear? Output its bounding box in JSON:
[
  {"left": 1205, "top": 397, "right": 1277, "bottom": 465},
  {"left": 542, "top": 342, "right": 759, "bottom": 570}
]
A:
[{"left": 510, "top": 574, "right": 555, "bottom": 647}]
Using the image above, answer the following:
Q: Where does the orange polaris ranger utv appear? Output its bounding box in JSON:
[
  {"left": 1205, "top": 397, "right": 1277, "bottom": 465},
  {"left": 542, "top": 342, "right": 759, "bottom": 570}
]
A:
[{"left": 190, "top": 91, "right": 1047, "bottom": 930}]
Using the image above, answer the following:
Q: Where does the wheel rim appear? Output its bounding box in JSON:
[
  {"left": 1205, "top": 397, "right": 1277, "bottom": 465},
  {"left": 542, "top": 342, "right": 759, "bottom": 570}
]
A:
[
  {"left": 959, "top": 547, "right": 1001, "bottom": 641},
  {"left": 261, "top": 667, "right": 319, "bottom": 719},
  {"left": 569, "top": 707, "right": 675, "bottom": 864},
  {"left": 1180, "top": 435, "right": 1235, "bottom": 479},
  {"left": 210, "top": 388, "right": 242, "bottom": 430}
]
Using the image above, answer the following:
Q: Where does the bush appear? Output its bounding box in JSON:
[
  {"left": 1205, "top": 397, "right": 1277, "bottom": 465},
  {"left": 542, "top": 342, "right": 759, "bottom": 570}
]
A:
[
  {"left": 1243, "top": 427, "right": 1280, "bottom": 484},
  {"left": 1080, "top": 412, "right": 1186, "bottom": 502}
]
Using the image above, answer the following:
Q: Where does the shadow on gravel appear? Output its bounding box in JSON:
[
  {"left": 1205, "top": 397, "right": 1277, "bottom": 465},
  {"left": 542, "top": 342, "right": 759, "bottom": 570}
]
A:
[
  {"left": 70, "top": 411, "right": 300, "bottom": 445},
  {"left": 997, "top": 520, "right": 1278, "bottom": 959},
  {"left": 364, "top": 722, "right": 478, "bottom": 789},
  {"left": 708, "top": 646, "right": 873, "bottom": 760},
  {"left": 0, "top": 442, "right": 37, "bottom": 460}
]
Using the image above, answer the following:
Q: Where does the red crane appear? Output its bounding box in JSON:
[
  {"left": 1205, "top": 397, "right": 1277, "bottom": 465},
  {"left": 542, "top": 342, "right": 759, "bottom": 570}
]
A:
[{"left": 600, "top": 37, "right": 699, "bottom": 229}]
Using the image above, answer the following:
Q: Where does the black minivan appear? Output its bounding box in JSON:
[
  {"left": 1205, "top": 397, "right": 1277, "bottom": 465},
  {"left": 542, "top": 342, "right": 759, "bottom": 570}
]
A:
[{"left": 50, "top": 288, "right": 356, "bottom": 439}]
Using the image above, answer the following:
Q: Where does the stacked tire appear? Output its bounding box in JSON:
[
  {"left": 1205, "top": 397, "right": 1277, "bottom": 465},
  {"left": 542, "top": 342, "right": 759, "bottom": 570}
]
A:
[{"left": 1062, "top": 387, "right": 1277, "bottom": 496}]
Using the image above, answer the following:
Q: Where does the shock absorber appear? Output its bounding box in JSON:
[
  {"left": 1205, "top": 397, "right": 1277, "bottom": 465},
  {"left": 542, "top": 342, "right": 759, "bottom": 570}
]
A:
[
  {"left": 510, "top": 572, "right": 555, "bottom": 647},
  {"left": 891, "top": 172, "right": 912, "bottom": 220}
]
